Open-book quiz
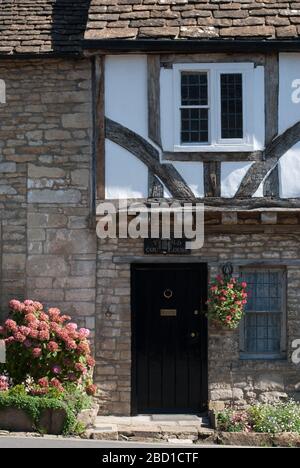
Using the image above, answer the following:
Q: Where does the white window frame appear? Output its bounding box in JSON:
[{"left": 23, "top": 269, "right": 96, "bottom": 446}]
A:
[{"left": 172, "top": 62, "right": 259, "bottom": 152}]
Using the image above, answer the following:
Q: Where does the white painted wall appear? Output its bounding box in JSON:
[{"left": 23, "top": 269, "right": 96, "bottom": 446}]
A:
[
  {"left": 105, "top": 55, "right": 148, "bottom": 139},
  {"left": 279, "top": 53, "right": 300, "bottom": 133},
  {"left": 105, "top": 140, "right": 148, "bottom": 199},
  {"left": 221, "top": 162, "right": 253, "bottom": 198},
  {"left": 279, "top": 142, "right": 300, "bottom": 198},
  {"left": 172, "top": 162, "right": 204, "bottom": 197},
  {"left": 104, "top": 55, "right": 300, "bottom": 200},
  {"left": 277, "top": 54, "right": 300, "bottom": 197}
]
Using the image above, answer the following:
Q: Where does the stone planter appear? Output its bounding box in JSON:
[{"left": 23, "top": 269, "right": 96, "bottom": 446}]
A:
[
  {"left": 0, "top": 403, "right": 99, "bottom": 435},
  {"left": 0, "top": 407, "right": 66, "bottom": 435}
]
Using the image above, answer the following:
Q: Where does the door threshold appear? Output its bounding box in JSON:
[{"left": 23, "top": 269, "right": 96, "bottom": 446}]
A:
[{"left": 150, "top": 414, "right": 204, "bottom": 422}]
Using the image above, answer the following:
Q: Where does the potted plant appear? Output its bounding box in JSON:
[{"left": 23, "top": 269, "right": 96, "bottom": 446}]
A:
[{"left": 207, "top": 274, "right": 248, "bottom": 330}]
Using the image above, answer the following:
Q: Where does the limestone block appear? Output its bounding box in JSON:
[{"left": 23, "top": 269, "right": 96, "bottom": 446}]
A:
[
  {"left": 28, "top": 189, "right": 81, "bottom": 204},
  {"left": 71, "top": 169, "right": 89, "bottom": 186},
  {"left": 27, "top": 255, "right": 69, "bottom": 277},
  {"left": 44, "top": 229, "right": 96, "bottom": 255},
  {"left": 0, "top": 162, "right": 16, "bottom": 173},
  {"left": 0, "top": 185, "right": 17, "bottom": 195},
  {"left": 28, "top": 164, "right": 65, "bottom": 178},
  {"left": 28, "top": 213, "right": 68, "bottom": 228},
  {"left": 2, "top": 254, "right": 26, "bottom": 271},
  {"left": 254, "top": 374, "right": 285, "bottom": 392},
  {"left": 62, "top": 113, "right": 90, "bottom": 129},
  {"left": 259, "top": 392, "right": 288, "bottom": 404},
  {"left": 210, "top": 388, "right": 243, "bottom": 401},
  {"left": 45, "top": 129, "right": 71, "bottom": 141},
  {"left": 27, "top": 229, "right": 46, "bottom": 241}
]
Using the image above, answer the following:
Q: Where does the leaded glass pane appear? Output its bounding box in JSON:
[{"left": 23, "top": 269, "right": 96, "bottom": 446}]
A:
[
  {"left": 181, "top": 72, "right": 208, "bottom": 106},
  {"left": 221, "top": 73, "right": 243, "bottom": 139},
  {"left": 181, "top": 108, "right": 209, "bottom": 144},
  {"left": 241, "top": 270, "right": 283, "bottom": 355}
]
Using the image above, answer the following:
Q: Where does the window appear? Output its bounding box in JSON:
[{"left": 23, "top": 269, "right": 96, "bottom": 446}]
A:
[
  {"left": 240, "top": 269, "right": 286, "bottom": 360},
  {"left": 181, "top": 72, "right": 209, "bottom": 144},
  {"left": 160, "top": 62, "right": 265, "bottom": 152},
  {"left": 220, "top": 73, "right": 243, "bottom": 139}
]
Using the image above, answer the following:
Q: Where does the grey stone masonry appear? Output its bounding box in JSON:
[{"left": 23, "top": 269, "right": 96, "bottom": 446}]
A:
[
  {"left": 0, "top": 54, "right": 300, "bottom": 418},
  {"left": 95, "top": 234, "right": 300, "bottom": 415},
  {"left": 0, "top": 58, "right": 96, "bottom": 339}
]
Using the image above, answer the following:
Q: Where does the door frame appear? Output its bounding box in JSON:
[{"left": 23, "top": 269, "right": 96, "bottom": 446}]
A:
[{"left": 131, "top": 262, "right": 208, "bottom": 415}]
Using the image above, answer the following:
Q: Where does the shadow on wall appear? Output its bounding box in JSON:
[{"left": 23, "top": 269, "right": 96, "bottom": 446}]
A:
[{"left": 52, "top": 0, "right": 91, "bottom": 53}]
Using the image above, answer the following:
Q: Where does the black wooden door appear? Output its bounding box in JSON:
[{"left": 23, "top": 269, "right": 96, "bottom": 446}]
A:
[{"left": 132, "top": 264, "right": 208, "bottom": 414}]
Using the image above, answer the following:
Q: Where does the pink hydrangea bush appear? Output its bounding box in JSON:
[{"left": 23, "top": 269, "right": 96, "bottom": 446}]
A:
[
  {"left": 0, "top": 300, "right": 96, "bottom": 396},
  {"left": 0, "top": 375, "right": 9, "bottom": 392}
]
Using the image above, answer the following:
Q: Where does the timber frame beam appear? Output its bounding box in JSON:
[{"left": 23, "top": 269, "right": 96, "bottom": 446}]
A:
[
  {"left": 105, "top": 118, "right": 195, "bottom": 199},
  {"left": 236, "top": 121, "right": 300, "bottom": 198},
  {"left": 83, "top": 39, "right": 300, "bottom": 55}
]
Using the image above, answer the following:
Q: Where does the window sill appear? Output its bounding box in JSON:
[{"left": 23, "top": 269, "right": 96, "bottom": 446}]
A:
[
  {"left": 173, "top": 144, "right": 259, "bottom": 153},
  {"left": 240, "top": 354, "right": 287, "bottom": 361}
]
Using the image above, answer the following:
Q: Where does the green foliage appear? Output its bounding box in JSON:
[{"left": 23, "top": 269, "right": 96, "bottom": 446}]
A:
[
  {"left": 63, "top": 383, "right": 92, "bottom": 414},
  {"left": 217, "top": 409, "right": 250, "bottom": 433},
  {"left": 0, "top": 384, "right": 93, "bottom": 435},
  {"left": 7, "top": 384, "right": 27, "bottom": 397},
  {"left": 249, "top": 401, "right": 300, "bottom": 434},
  {"left": 217, "top": 401, "right": 300, "bottom": 434}
]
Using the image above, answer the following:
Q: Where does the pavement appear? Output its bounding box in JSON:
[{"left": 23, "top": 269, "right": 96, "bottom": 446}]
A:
[{"left": 0, "top": 436, "right": 220, "bottom": 449}]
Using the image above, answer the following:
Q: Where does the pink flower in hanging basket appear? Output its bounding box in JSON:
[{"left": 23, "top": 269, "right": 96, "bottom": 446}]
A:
[{"left": 207, "top": 274, "right": 248, "bottom": 330}]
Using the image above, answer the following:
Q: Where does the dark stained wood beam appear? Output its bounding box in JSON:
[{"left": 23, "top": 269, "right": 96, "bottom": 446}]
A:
[
  {"left": 163, "top": 151, "right": 262, "bottom": 162},
  {"left": 235, "top": 121, "right": 300, "bottom": 198},
  {"left": 265, "top": 53, "right": 279, "bottom": 147},
  {"left": 97, "top": 197, "right": 300, "bottom": 211},
  {"left": 93, "top": 56, "right": 105, "bottom": 200},
  {"left": 105, "top": 118, "right": 195, "bottom": 199},
  {"left": 148, "top": 171, "right": 164, "bottom": 198},
  {"left": 147, "top": 55, "right": 162, "bottom": 147},
  {"left": 263, "top": 165, "right": 280, "bottom": 198},
  {"left": 204, "top": 162, "right": 221, "bottom": 197},
  {"left": 264, "top": 53, "right": 279, "bottom": 197},
  {"left": 83, "top": 40, "right": 300, "bottom": 55}
]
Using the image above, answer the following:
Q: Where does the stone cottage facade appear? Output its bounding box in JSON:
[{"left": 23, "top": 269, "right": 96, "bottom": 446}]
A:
[{"left": 0, "top": 1, "right": 300, "bottom": 415}]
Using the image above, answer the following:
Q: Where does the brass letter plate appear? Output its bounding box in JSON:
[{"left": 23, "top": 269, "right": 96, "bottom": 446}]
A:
[{"left": 160, "top": 309, "right": 177, "bottom": 317}]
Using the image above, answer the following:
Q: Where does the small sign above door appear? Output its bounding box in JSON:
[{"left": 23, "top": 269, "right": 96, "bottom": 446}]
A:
[
  {"left": 144, "top": 239, "right": 191, "bottom": 255},
  {"left": 160, "top": 309, "right": 177, "bottom": 317}
]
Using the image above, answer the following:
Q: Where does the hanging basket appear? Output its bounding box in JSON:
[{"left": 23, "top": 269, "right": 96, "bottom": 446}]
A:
[{"left": 207, "top": 274, "right": 248, "bottom": 330}]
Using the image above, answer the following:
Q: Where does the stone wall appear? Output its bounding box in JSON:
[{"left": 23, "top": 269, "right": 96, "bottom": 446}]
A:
[
  {"left": 95, "top": 233, "right": 300, "bottom": 415},
  {"left": 0, "top": 58, "right": 96, "bottom": 336},
  {"left": 1, "top": 57, "right": 300, "bottom": 417}
]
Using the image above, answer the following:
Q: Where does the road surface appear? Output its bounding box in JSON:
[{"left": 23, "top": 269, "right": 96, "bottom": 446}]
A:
[{"left": 0, "top": 436, "right": 221, "bottom": 448}]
